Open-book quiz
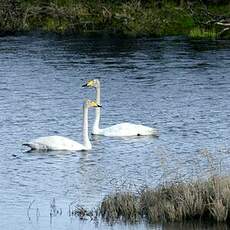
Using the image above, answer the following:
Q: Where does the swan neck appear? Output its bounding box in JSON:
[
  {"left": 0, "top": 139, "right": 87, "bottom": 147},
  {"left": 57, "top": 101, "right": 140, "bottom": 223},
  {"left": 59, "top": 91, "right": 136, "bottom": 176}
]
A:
[
  {"left": 83, "top": 104, "right": 91, "bottom": 149},
  {"left": 93, "top": 83, "right": 101, "bottom": 133}
]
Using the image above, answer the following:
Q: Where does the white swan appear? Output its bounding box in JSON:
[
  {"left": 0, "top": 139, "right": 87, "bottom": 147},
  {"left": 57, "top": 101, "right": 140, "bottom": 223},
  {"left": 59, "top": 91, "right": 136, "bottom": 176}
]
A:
[
  {"left": 82, "top": 79, "right": 159, "bottom": 137},
  {"left": 23, "top": 100, "right": 101, "bottom": 151}
]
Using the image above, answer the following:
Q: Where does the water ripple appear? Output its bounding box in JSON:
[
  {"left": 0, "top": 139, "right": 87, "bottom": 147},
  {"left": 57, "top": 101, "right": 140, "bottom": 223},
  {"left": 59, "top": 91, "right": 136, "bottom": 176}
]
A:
[{"left": 0, "top": 35, "right": 229, "bottom": 230}]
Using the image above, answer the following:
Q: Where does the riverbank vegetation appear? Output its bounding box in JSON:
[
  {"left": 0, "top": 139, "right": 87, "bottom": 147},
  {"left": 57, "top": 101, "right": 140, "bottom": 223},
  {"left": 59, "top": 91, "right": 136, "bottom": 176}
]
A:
[
  {"left": 0, "top": 0, "right": 230, "bottom": 38},
  {"left": 101, "top": 176, "right": 230, "bottom": 223},
  {"left": 72, "top": 176, "right": 230, "bottom": 224},
  {"left": 70, "top": 148, "right": 230, "bottom": 225}
]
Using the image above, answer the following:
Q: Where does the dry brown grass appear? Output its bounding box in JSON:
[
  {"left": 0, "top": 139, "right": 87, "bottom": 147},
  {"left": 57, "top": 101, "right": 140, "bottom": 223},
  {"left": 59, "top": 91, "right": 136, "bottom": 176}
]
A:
[
  {"left": 100, "top": 192, "right": 140, "bottom": 223},
  {"left": 72, "top": 148, "right": 230, "bottom": 224},
  {"left": 97, "top": 176, "right": 230, "bottom": 224}
]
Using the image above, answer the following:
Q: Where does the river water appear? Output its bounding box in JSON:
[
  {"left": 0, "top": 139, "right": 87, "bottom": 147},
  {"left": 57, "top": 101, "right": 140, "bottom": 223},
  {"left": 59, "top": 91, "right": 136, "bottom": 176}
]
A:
[{"left": 0, "top": 34, "right": 229, "bottom": 230}]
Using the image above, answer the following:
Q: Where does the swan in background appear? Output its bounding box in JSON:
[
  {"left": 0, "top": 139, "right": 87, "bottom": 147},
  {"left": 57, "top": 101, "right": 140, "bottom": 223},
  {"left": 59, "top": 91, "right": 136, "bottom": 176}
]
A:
[
  {"left": 82, "top": 79, "right": 159, "bottom": 137},
  {"left": 23, "top": 100, "right": 101, "bottom": 151}
]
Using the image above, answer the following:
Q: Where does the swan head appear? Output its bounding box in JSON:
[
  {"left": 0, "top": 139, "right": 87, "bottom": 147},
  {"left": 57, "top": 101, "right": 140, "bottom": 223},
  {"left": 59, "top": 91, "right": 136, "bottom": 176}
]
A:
[
  {"left": 82, "top": 79, "right": 100, "bottom": 88},
  {"left": 84, "top": 99, "right": 102, "bottom": 108}
]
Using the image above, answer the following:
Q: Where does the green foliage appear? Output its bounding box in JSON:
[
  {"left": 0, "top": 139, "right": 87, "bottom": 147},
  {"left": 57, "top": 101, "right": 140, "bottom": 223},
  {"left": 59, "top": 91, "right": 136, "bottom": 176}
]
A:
[
  {"left": 0, "top": 0, "right": 23, "bottom": 34},
  {"left": 189, "top": 27, "right": 217, "bottom": 40},
  {"left": 208, "top": 3, "right": 230, "bottom": 16},
  {"left": 43, "top": 18, "right": 68, "bottom": 33},
  {"left": 0, "top": 0, "right": 229, "bottom": 38}
]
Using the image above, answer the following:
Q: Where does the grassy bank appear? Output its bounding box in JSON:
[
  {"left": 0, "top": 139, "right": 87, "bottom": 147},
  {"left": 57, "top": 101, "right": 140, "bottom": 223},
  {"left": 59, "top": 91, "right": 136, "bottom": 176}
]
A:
[
  {"left": 72, "top": 176, "right": 230, "bottom": 224},
  {"left": 1, "top": 0, "right": 230, "bottom": 38},
  {"left": 70, "top": 149, "right": 230, "bottom": 225},
  {"left": 101, "top": 176, "right": 230, "bottom": 223}
]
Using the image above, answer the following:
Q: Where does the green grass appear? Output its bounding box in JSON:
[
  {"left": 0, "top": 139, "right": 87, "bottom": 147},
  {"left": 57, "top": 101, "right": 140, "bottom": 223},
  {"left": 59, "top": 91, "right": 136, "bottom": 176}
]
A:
[{"left": 189, "top": 27, "right": 218, "bottom": 40}]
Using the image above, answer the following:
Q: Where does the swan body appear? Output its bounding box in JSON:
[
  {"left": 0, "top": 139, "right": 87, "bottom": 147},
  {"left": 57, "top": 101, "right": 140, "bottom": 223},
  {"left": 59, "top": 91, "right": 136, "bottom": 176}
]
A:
[
  {"left": 23, "top": 135, "right": 87, "bottom": 151},
  {"left": 23, "top": 100, "right": 101, "bottom": 151},
  {"left": 82, "top": 79, "right": 159, "bottom": 137},
  {"left": 94, "top": 122, "right": 158, "bottom": 137}
]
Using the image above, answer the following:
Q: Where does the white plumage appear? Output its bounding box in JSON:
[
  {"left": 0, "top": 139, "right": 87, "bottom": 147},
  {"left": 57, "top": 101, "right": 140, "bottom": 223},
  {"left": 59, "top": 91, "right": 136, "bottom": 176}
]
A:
[
  {"left": 23, "top": 100, "right": 100, "bottom": 151},
  {"left": 95, "top": 122, "right": 158, "bottom": 137},
  {"left": 23, "top": 135, "right": 86, "bottom": 151},
  {"left": 82, "top": 79, "right": 159, "bottom": 137}
]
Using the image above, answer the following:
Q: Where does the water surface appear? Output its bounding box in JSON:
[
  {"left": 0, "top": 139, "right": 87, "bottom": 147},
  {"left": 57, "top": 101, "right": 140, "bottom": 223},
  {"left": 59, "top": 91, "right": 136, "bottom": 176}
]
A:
[{"left": 0, "top": 34, "right": 230, "bottom": 229}]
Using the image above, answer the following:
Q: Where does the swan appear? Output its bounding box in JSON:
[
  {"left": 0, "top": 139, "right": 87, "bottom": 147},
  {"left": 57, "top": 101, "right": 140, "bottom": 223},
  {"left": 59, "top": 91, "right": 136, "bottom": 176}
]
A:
[
  {"left": 23, "top": 100, "right": 101, "bottom": 151},
  {"left": 82, "top": 79, "right": 159, "bottom": 137}
]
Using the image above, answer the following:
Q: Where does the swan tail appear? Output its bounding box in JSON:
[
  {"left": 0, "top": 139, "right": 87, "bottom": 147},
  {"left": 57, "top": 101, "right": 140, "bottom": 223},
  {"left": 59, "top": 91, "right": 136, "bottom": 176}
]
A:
[
  {"left": 22, "top": 143, "right": 40, "bottom": 150},
  {"left": 23, "top": 142, "right": 51, "bottom": 151},
  {"left": 22, "top": 143, "right": 34, "bottom": 149}
]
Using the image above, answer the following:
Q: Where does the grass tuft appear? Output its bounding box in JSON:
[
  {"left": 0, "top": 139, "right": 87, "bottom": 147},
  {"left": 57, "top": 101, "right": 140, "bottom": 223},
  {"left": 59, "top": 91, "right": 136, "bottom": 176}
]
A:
[
  {"left": 97, "top": 176, "right": 230, "bottom": 224},
  {"left": 100, "top": 192, "right": 140, "bottom": 223},
  {"left": 189, "top": 27, "right": 218, "bottom": 40}
]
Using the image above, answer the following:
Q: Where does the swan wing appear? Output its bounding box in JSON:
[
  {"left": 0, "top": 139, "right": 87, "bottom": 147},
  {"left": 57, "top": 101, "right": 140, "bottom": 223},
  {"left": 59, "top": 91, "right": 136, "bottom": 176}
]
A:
[
  {"left": 100, "top": 123, "right": 158, "bottom": 137},
  {"left": 23, "top": 135, "right": 86, "bottom": 151}
]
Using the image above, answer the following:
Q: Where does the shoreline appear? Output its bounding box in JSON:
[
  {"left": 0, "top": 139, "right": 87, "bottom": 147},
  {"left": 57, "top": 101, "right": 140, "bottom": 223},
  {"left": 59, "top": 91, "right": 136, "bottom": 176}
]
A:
[
  {"left": 71, "top": 176, "right": 230, "bottom": 225},
  {"left": 1, "top": 1, "right": 230, "bottom": 39}
]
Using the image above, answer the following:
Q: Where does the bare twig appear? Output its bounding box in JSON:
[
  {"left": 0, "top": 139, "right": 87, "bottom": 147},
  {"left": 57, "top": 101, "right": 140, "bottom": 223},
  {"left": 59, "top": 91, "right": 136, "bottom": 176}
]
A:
[{"left": 27, "top": 200, "right": 35, "bottom": 221}]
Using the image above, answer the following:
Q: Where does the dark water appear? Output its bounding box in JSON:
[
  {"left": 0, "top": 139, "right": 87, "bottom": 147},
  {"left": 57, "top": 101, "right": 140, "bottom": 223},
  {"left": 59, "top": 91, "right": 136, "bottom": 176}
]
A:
[{"left": 0, "top": 34, "right": 229, "bottom": 230}]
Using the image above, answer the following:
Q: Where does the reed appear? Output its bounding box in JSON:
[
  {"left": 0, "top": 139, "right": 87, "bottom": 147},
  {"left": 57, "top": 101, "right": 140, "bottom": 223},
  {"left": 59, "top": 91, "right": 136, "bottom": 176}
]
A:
[
  {"left": 71, "top": 149, "right": 230, "bottom": 224},
  {"left": 100, "top": 192, "right": 140, "bottom": 223},
  {"left": 98, "top": 176, "right": 230, "bottom": 223}
]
